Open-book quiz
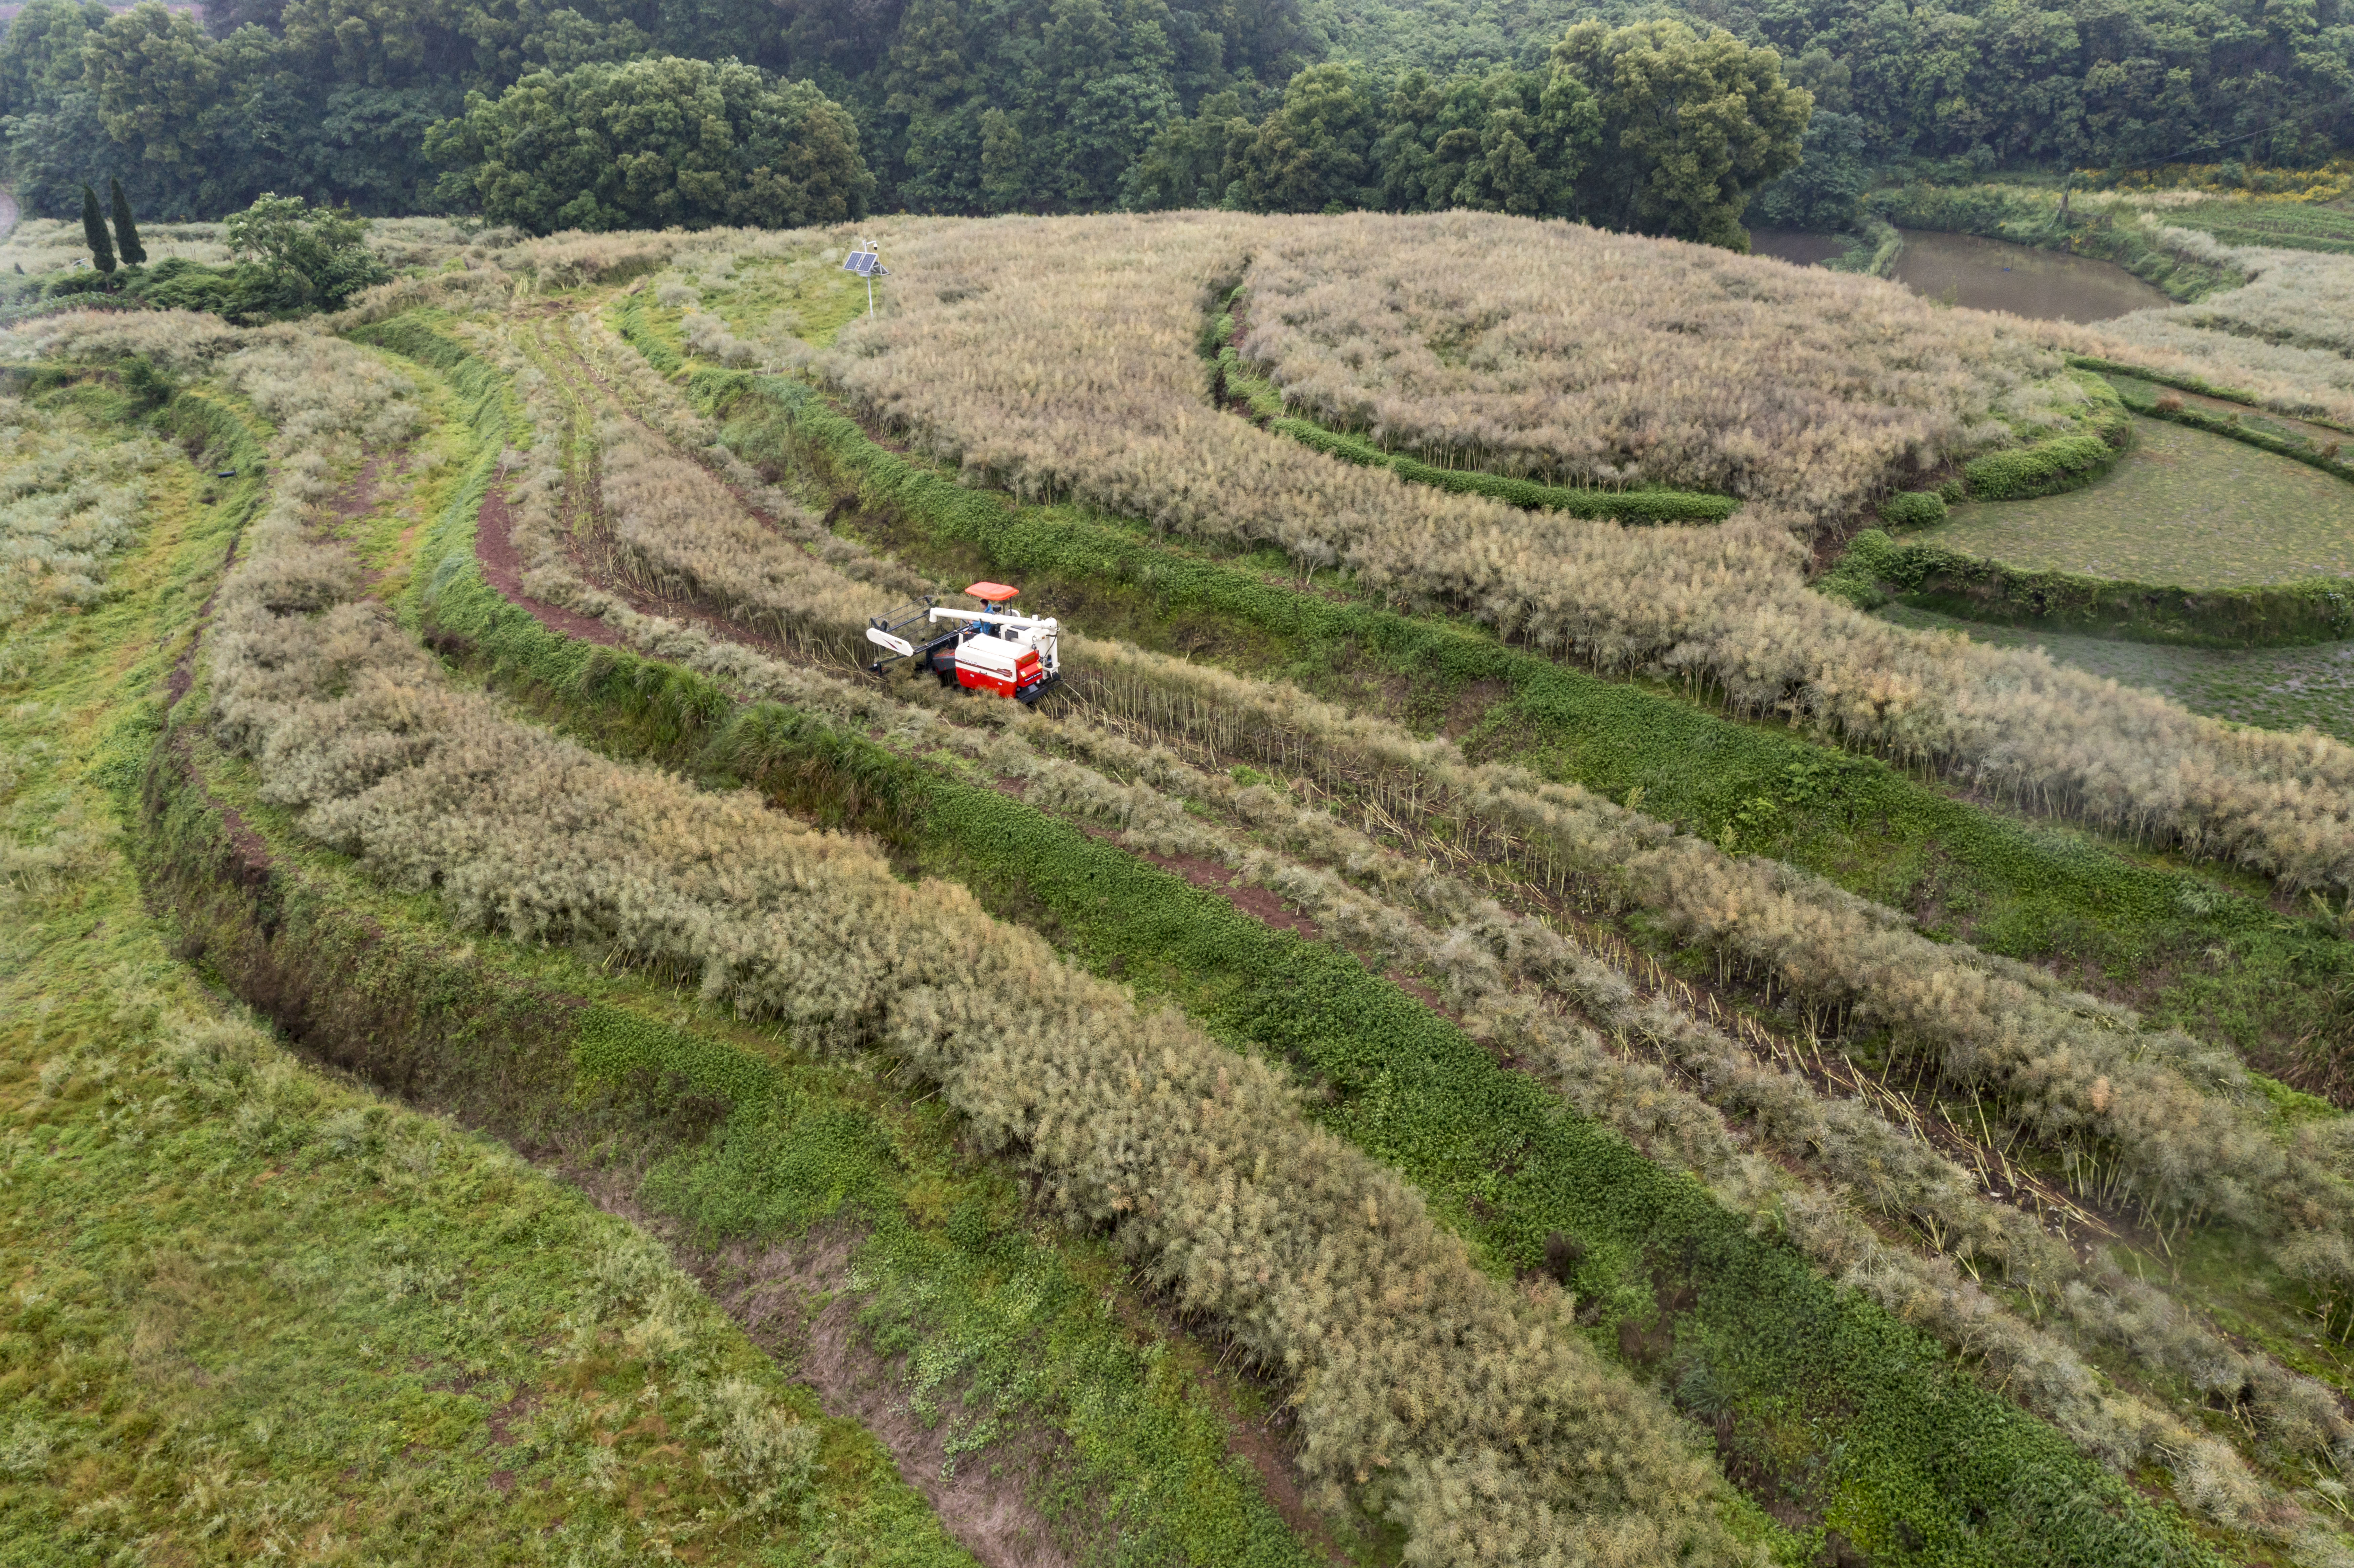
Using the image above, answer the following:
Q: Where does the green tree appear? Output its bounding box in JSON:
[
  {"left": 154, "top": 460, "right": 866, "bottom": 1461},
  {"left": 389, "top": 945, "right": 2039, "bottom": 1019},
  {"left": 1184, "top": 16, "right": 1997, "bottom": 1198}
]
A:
[
  {"left": 1377, "top": 66, "right": 1598, "bottom": 217},
  {"left": 1121, "top": 86, "right": 1255, "bottom": 208},
  {"left": 425, "top": 56, "right": 872, "bottom": 233},
  {"left": 880, "top": 0, "right": 978, "bottom": 210},
  {"left": 109, "top": 177, "right": 147, "bottom": 264},
  {"left": 1751, "top": 109, "right": 1868, "bottom": 232},
  {"left": 979, "top": 107, "right": 1027, "bottom": 212},
  {"left": 224, "top": 191, "right": 388, "bottom": 305},
  {"left": 85, "top": 2, "right": 223, "bottom": 180},
  {"left": 1552, "top": 19, "right": 1812, "bottom": 251},
  {"left": 1234, "top": 61, "right": 1377, "bottom": 212},
  {"left": 80, "top": 183, "right": 117, "bottom": 272}
]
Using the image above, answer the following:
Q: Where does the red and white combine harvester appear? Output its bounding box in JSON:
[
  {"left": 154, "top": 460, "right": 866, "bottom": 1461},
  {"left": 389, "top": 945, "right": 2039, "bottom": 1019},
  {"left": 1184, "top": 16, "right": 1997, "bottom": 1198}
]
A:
[{"left": 864, "top": 582, "right": 1062, "bottom": 705}]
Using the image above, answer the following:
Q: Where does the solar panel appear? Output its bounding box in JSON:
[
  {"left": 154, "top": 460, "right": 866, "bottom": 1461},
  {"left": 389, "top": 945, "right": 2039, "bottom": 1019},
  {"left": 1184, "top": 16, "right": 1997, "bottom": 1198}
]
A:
[{"left": 842, "top": 251, "right": 877, "bottom": 276}]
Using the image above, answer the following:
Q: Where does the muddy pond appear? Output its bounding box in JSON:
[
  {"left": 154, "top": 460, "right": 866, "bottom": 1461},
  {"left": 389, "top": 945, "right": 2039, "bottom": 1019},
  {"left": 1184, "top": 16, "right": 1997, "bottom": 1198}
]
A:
[{"left": 1748, "top": 227, "right": 2172, "bottom": 323}]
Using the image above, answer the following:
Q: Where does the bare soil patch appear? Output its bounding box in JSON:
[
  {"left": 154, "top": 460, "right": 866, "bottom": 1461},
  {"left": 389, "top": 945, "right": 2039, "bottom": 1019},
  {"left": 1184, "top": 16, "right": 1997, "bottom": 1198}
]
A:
[{"left": 475, "top": 484, "right": 622, "bottom": 647}]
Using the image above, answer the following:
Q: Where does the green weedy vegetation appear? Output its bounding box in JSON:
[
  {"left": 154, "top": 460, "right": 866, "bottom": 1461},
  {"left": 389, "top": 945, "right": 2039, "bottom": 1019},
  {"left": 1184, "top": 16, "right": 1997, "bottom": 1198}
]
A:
[
  {"left": 663, "top": 349, "right": 2354, "bottom": 1095},
  {"left": 0, "top": 387, "right": 976, "bottom": 1567},
  {"left": 1944, "top": 369, "right": 2134, "bottom": 502},
  {"left": 380, "top": 313, "right": 2248, "bottom": 1567}
]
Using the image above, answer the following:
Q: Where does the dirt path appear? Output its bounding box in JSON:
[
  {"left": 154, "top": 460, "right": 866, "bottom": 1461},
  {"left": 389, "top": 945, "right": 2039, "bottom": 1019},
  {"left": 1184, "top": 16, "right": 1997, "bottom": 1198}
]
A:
[{"left": 473, "top": 481, "right": 622, "bottom": 647}]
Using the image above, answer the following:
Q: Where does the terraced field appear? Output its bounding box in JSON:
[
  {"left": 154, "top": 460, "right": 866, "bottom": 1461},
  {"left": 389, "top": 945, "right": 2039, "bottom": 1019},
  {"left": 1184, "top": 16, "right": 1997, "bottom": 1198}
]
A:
[
  {"left": 1930, "top": 415, "right": 2354, "bottom": 585},
  {"left": 13, "top": 213, "right": 2354, "bottom": 1568}
]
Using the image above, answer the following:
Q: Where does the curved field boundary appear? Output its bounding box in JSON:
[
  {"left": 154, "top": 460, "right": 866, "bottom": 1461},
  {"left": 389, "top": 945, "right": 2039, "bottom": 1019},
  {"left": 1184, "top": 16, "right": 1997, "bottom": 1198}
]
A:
[
  {"left": 373, "top": 313, "right": 2247, "bottom": 1568},
  {"left": 2092, "top": 362, "right": 2354, "bottom": 479},
  {"left": 2067, "top": 353, "right": 2354, "bottom": 439},
  {"left": 1206, "top": 306, "right": 1741, "bottom": 525},
  {"left": 1953, "top": 370, "right": 2135, "bottom": 501},
  {"left": 1826, "top": 528, "right": 2354, "bottom": 649}
]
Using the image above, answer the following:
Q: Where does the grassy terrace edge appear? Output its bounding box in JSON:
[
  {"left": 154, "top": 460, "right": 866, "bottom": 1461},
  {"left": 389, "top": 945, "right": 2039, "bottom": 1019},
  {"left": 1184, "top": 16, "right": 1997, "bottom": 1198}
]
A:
[
  {"left": 136, "top": 355, "right": 1334, "bottom": 1568},
  {"left": 1206, "top": 305, "right": 1742, "bottom": 524},
  {"left": 373, "top": 309, "right": 2249, "bottom": 1566},
  {"left": 629, "top": 302, "right": 2354, "bottom": 1097}
]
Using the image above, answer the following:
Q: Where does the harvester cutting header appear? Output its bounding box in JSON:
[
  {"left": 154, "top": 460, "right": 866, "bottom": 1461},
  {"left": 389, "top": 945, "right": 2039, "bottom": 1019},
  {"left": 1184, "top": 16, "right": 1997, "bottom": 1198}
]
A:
[{"left": 864, "top": 582, "right": 1062, "bottom": 704}]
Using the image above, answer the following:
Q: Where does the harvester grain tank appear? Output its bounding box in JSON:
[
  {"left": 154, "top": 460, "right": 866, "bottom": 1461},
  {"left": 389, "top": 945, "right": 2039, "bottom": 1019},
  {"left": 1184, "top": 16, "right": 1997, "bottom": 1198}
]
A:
[{"left": 864, "top": 581, "right": 1062, "bottom": 704}]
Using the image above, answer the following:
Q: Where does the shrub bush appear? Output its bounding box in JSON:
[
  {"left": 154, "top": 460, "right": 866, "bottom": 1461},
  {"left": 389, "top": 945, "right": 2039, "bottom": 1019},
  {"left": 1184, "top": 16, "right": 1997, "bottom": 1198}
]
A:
[{"left": 1880, "top": 490, "right": 1947, "bottom": 528}]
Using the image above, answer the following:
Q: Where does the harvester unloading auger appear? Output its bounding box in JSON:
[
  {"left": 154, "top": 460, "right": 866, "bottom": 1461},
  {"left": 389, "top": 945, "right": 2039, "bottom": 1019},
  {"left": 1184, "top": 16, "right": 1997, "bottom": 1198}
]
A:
[{"left": 864, "top": 581, "right": 1062, "bottom": 705}]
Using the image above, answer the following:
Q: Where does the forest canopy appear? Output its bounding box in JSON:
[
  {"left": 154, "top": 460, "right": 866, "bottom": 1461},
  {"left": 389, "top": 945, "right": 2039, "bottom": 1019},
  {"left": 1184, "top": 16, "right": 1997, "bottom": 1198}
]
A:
[
  {"left": 424, "top": 57, "right": 873, "bottom": 232},
  {"left": 0, "top": 0, "right": 2344, "bottom": 229}
]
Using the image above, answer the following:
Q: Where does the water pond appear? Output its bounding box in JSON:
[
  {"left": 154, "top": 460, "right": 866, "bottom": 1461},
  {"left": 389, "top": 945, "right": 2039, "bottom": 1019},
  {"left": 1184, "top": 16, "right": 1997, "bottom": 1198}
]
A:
[
  {"left": 1748, "top": 227, "right": 2172, "bottom": 324},
  {"left": 1932, "top": 415, "right": 2354, "bottom": 586}
]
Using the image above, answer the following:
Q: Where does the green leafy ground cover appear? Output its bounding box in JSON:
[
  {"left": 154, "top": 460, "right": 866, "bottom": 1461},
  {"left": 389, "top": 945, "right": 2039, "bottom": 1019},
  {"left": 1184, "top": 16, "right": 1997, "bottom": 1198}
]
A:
[
  {"left": 378, "top": 313, "right": 2246, "bottom": 1568},
  {"left": 1933, "top": 415, "right": 2354, "bottom": 584},
  {"left": 0, "top": 391, "right": 979, "bottom": 1568},
  {"left": 1882, "top": 601, "right": 2354, "bottom": 744}
]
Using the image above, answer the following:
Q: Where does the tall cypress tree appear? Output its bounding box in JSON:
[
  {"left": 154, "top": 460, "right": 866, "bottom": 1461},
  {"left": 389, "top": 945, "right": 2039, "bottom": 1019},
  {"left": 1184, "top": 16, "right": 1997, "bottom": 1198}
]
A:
[
  {"left": 109, "top": 179, "right": 145, "bottom": 266},
  {"left": 80, "top": 185, "right": 116, "bottom": 274}
]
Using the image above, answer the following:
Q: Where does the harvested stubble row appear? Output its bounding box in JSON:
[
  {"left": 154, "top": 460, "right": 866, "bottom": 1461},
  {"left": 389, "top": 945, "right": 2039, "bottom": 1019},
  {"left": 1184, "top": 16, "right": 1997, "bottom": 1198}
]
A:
[
  {"left": 798, "top": 211, "right": 2354, "bottom": 901},
  {"left": 400, "top": 307, "right": 2339, "bottom": 1558},
  {"left": 200, "top": 333, "right": 1752, "bottom": 1568},
  {"left": 521, "top": 312, "right": 920, "bottom": 651}
]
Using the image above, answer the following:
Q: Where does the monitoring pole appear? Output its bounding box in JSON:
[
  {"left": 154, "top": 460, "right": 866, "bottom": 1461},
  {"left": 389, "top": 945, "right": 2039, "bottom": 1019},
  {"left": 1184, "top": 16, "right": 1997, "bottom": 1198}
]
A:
[{"left": 842, "top": 241, "right": 889, "bottom": 317}]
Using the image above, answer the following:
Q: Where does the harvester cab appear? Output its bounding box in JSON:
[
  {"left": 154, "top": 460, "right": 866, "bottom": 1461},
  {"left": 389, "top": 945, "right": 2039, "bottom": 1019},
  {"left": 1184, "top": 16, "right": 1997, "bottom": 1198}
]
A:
[{"left": 864, "top": 581, "right": 1062, "bottom": 705}]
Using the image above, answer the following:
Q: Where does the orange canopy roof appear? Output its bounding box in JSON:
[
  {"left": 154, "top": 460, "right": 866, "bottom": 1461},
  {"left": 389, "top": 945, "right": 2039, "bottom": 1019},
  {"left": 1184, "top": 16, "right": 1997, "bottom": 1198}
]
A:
[{"left": 965, "top": 581, "right": 1019, "bottom": 602}]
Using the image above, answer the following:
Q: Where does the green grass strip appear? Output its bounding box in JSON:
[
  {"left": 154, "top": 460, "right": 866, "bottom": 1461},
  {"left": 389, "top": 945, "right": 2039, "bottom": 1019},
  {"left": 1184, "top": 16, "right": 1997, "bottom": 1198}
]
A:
[
  {"left": 386, "top": 316, "right": 2230, "bottom": 1568},
  {"left": 1956, "top": 371, "right": 2134, "bottom": 501},
  {"left": 2090, "top": 364, "right": 2354, "bottom": 476}
]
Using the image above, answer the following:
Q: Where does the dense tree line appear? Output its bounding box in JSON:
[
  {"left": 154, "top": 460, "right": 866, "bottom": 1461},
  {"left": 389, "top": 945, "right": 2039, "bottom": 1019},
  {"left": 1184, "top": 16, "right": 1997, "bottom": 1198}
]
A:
[
  {"left": 1323, "top": 0, "right": 2354, "bottom": 169},
  {"left": 0, "top": 0, "right": 1314, "bottom": 220},
  {"left": 0, "top": 0, "right": 2343, "bottom": 230},
  {"left": 1126, "top": 21, "right": 1811, "bottom": 247}
]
